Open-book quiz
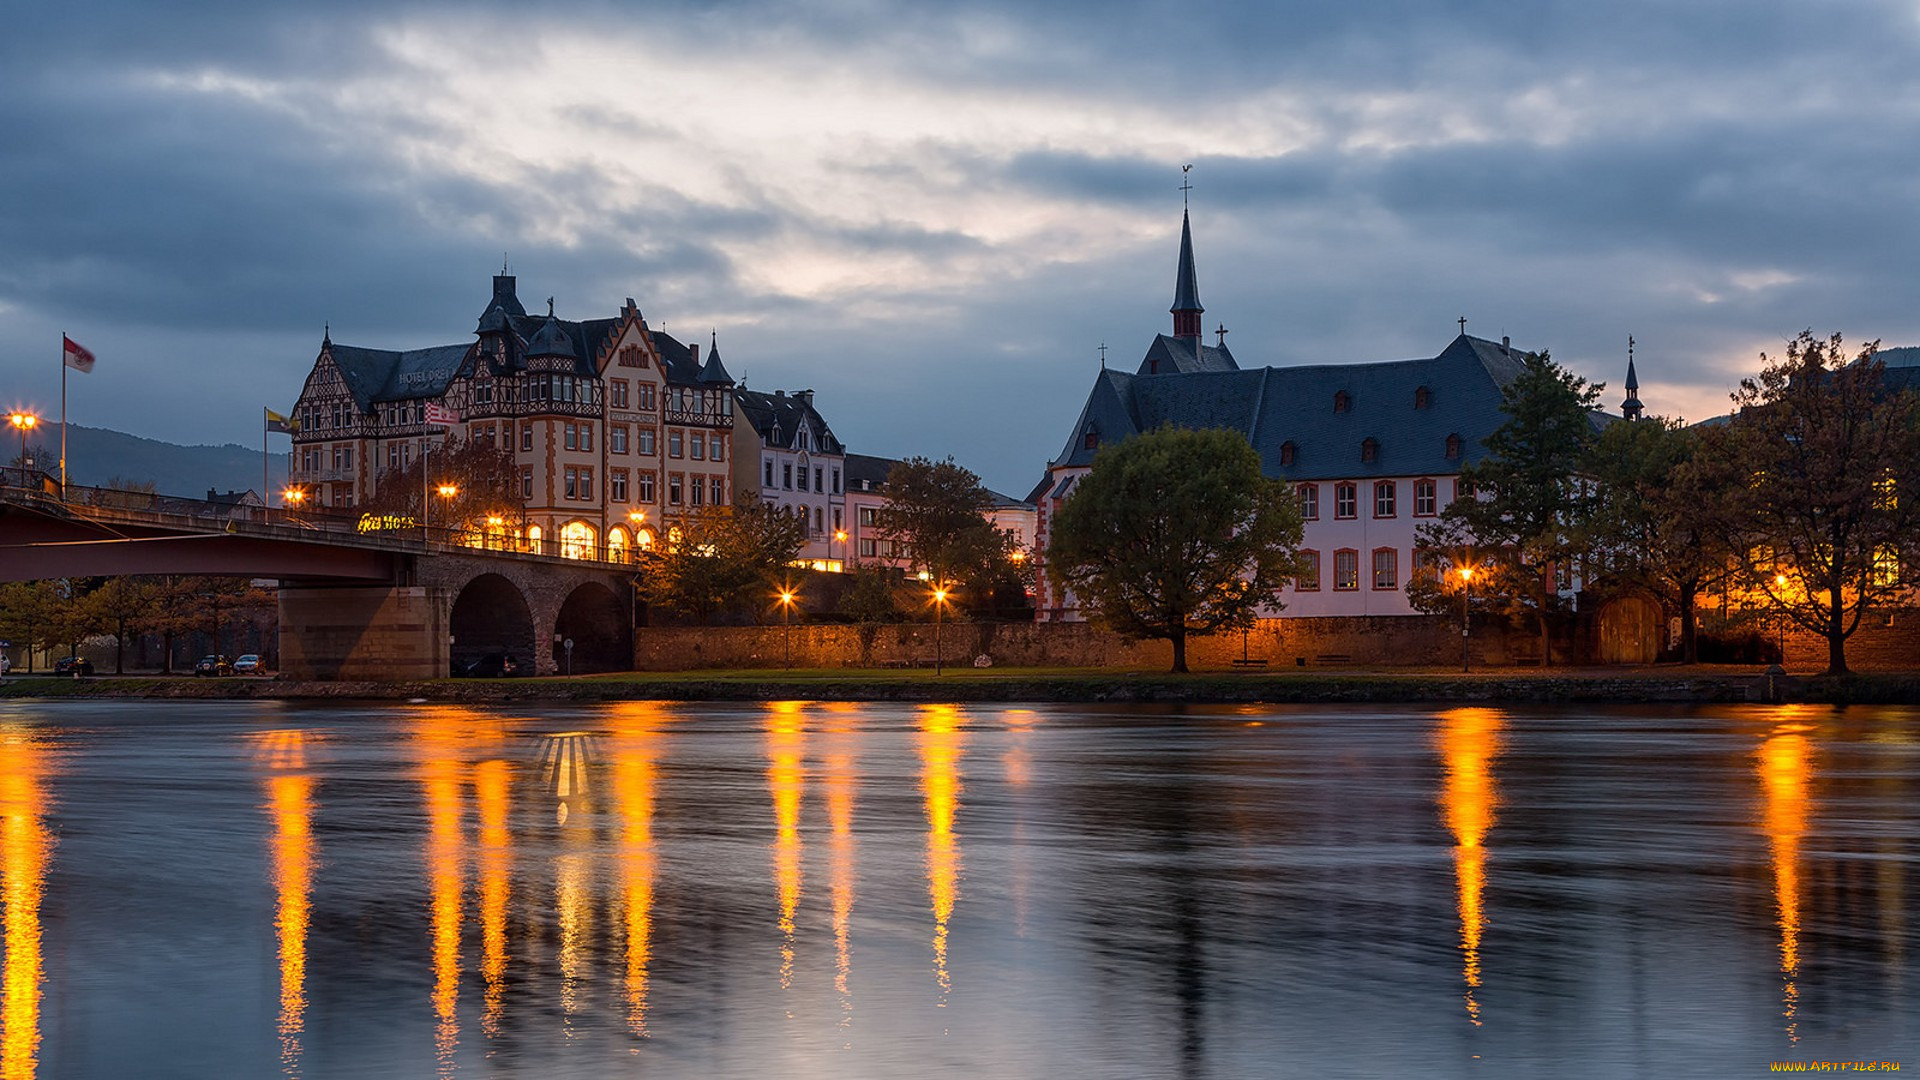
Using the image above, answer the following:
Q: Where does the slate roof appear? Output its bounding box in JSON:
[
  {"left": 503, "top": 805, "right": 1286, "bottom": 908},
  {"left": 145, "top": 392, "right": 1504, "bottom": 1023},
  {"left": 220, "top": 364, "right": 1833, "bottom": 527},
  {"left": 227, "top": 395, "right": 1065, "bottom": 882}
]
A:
[
  {"left": 1171, "top": 209, "right": 1203, "bottom": 316},
  {"left": 650, "top": 330, "right": 734, "bottom": 388},
  {"left": 735, "top": 388, "right": 845, "bottom": 454},
  {"left": 1137, "top": 334, "right": 1238, "bottom": 375},
  {"left": 328, "top": 343, "right": 474, "bottom": 410},
  {"left": 844, "top": 453, "right": 902, "bottom": 492},
  {"left": 1055, "top": 333, "right": 1583, "bottom": 482}
]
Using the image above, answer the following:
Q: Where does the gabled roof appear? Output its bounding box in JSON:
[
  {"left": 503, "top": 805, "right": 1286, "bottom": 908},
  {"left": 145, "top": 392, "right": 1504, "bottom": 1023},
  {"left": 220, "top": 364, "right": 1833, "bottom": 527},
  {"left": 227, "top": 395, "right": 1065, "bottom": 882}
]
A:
[
  {"left": 844, "top": 452, "right": 902, "bottom": 491},
  {"left": 649, "top": 330, "right": 716, "bottom": 388},
  {"left": 735, "top": 388, "right": 845, "bottom": 454},
  {"left": 1057, "top": 333, "right": 1567, "bottom": 481},
  {"left": 1137, "top": 333, "right": 1237, "bottom": 375},
  {"left": 327, "top": 342, "right": 473, "bottom": 410}
]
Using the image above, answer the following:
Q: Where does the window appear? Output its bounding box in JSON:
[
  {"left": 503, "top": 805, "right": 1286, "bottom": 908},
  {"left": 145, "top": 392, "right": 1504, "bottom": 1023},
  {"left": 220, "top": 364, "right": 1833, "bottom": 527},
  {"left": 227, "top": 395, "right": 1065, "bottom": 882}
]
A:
[
  {"left": 1298, "top": 483, "right": 1318, "bottom": 520},
  {"left": 560, "top": 521, "right": 595, "bottom": 561},
  {"left": 1414, "top": 478, "right": 1437, "bottom": 516},
  {"left": 1455, "top": 477, "right": 1475, "bottom": 503},
  {"left": 765, "top": 459, "right": 775, "bottom": 487},
  {"left": 612, "top": 380, "right": 629, "bottom": 408},
  {"left": 1361, "top": 437, "right": 1378, "bottom": 464},
  {"left": 565, "top": 466, "right": 578, "bottom": 500},
  {"left": 611, "top": 426, "right": 628, "bottom": 454},
  {"left": 565, "top": 424, "right": 578, "bottom": 451},
  {"left": 521, "top": 470, "right": 533, "bottom": 499},
  {"left": 639, "top": 472, "right": 655, "bottom": 503},
  {"left": 612, "top": 471, "right": 628, "bottom": 502},
  {"left": 637, "top": 384, "right": 656, "bottom": 410},
  {"left": 832, "top": 467, "right": 840, "bottom": 493},
  {"left": 1874, "top": 546, "right": 1901, "bottom": 587},
  {"left": 797, "top": 465, "right": 808, "bottom": 492},
  {"left": 1084, "top": 426, "right": 1099, "bottom": 450},
  {"left": 1333, "top": 391, "right": 1350, "bottom": 413},
  {"left": 638, "top": 429, "right": 656, "bottom": 455},
  {"left": 783, "top": 464, "right": 793, "bottom": 490},
  {"left": 1413, "top": 549, "right": 1443, "bottom": 584},
  {"left": 1335, "top": 483, "right": 1357, "bottom": 519},
  {"left": 859, "top": 507, "right": 877, "bottom": 526},
  {"left": 580, "top": 426, "right": 592, "bottom": 453},
  {"left": 1445, "top": 433, "right": 1463, "bottom": 461},
  {"left": 579, "top": 468, "right": 593, "bottom": 500},
  {"left": 691, "top": 434, "right": 705, "bottom": 460},
  {"left": 690, "top": 476, "right": 704, "bottom": 506},
  {"left": 669, "top": 431, "right": 683, "bottom": 458},
  {"left": 1334, "top": 549, "right": 1359, "bottom": 591},
  {"left": 1374, "top": 481, "right": 1396, "bottom": 518},
  {"left": 860, "top": 538, "right": 877, "bottom": 558},
  {"left": 711, "top": 478, "right": 724, "bottom": 505},
  {"left": 711, "top": 438, "right": 724, "bottom": 463},
  {"left": 668, "top": 475, "right": 683, "bottom": 505},
  {"left": 1372, "top": 548, "right": 1398, "bottom": 590},
  {"left": 1280, "top": 441, "right": 1296, "bottom": 466},
  {"left": 1296, "top": 551, "right": 1321, "bottom": 591},
  {"left": 1415, "top": 386, "right": 1431, "bottom": 409},
  {"left": 522, "top": 424, "right": 534, "bottom": 452},
  {"left": 813, "top": 506, "right": 824, "bottom": 533},
  {"left": 814, "top": 467, "right": 824, "bottom": 492}
]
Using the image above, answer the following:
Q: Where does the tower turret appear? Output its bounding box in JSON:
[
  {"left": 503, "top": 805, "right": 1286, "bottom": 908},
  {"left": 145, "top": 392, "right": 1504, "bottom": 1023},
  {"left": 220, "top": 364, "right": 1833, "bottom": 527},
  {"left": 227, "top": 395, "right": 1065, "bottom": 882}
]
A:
[
  {"left": 1622, "top": 336, "right": 1644, "bottom": 420},
  {"left": 1170, "top": 210, "right": 1204, "bottom": 342}
]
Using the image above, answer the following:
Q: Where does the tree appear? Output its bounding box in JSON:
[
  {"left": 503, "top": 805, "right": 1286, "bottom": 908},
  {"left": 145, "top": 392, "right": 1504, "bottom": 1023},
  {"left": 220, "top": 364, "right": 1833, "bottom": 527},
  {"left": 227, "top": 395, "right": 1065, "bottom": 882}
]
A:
[
  {"left": 1047, "top": 426, "right": 1303, "bottom": 673},
  {"left": 1581, "top": 416, "right": 1730, "bottom": 663},
  {"left": 874, "top": 456, "right": 1019, "bottom": 605},
  {"left": 357, "top": 434, "right": 524, "bottom": 538},
  {"left": 636, "top": 498, "right": 809, "bottom": 623},
  {"left": 1698, "top": 331, "right": 1920, "bottom": 675},
  {"left": 1419, "top": 350, "right": 1600, "bottom": 665},
  {"left": 835, "top": 567, "right": 901, "bottom": 664}
]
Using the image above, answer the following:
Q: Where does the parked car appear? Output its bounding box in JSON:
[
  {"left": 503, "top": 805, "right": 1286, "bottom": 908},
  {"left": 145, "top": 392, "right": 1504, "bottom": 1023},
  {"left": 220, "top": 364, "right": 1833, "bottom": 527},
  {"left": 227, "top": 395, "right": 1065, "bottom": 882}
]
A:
[
  {"left": 233, "top": 654, "right": 262, "bottom": 674},
  {"left": 194, "top": 655, "right": 234, "bottom": 677},
  {"left": 54, "top": 656, "right": 94, "bottom": 676},
  {"left": 460, "top": 653, "right": 521, "bottom": 678}
]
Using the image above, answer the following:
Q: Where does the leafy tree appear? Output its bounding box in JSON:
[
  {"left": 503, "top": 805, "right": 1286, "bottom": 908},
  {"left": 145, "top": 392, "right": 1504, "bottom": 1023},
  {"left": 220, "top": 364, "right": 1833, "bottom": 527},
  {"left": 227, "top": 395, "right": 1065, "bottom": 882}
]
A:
[
  {"left": 1418, "top": 350, "right": 1600, "bottom": 666},
  {"left": 1047, "top": 426, "right": 1303, "bottom": 673},
  {"left": 1698, "top": 331, "right": 1920, "bottom": 674},
  {"left": 637, "top": 498, "right": 809, "bottom": 623},
  {"left": 1581, "top": 416, "right": 1729, "bottom": 663},
  {"left": 357, "top": 434, "right": 524, "bottom": 538},
  {"left": 875, "top": 456, "right": 1018, "bottom": 603},
  {"left": 834, "top": 567, "right": 901, "bottom": 664}
]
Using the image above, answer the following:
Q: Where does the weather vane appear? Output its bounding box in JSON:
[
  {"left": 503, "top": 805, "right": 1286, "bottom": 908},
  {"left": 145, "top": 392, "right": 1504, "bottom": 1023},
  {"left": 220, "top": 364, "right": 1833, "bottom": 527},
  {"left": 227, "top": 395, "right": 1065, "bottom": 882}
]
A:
[{"left": 1180, "top": 163, "right": 1193, "bottom": 210}]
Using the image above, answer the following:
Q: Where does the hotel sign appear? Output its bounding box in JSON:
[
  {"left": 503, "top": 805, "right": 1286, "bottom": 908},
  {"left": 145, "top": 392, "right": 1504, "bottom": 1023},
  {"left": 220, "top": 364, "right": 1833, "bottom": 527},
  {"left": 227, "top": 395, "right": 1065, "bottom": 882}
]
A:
[{"left": 357, "top": 512, "right": 418, "bottom": 533}]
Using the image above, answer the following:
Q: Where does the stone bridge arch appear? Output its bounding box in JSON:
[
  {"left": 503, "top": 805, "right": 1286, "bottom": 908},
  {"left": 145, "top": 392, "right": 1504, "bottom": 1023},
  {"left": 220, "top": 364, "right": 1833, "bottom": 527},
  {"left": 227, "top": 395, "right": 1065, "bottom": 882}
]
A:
[{"left": 420, "top": 553, "right": 634, "bottom": 676}]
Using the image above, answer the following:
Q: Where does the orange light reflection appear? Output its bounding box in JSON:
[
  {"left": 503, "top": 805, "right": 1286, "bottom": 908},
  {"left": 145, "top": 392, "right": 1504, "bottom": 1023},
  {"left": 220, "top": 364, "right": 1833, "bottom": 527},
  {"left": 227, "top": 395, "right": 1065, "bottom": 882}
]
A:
[
  {"left": 1759, "top": 728, "right": 1813, "bottom": 1043},
  {"left": 918, "top": 705, "right": 966, "bottom": 1001},
  {"left": 0, "top": 726, "right": 55, "bottom": 1080},
  {"left": 766, "top": 702, "right": 807, "bottom": 991},
  {"left": 415, "top": 710, "right": 470, "bottom": 1077},
  {"left": 1436, "top": 707, "right": 1503, "bottom": 1027},
  {"left": 606, "top": 704, "right": 666, "bottom": 1036},
  {"left": 473, "top": 759, "right": 511, "bottom": 1039},
  {"left": 257, "top": 729, "right": 317, "bottom": 1078},
  {"left": 822, "top": 704, "right": 861, "bottom": 1026}
]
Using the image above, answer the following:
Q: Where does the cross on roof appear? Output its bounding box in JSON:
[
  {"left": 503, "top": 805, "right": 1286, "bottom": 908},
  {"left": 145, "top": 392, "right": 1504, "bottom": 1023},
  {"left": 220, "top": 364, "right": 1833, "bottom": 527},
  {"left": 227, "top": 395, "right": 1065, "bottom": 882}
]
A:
[
  {"left": 1458, "top": 316, "right": 1467, "bottom": 335},
  {"left": 1098, "top": 342, "right": 1108, "bottom": 368},
  {"left": 1216, "top": 324, "right": 1229, "bottom": 346}
]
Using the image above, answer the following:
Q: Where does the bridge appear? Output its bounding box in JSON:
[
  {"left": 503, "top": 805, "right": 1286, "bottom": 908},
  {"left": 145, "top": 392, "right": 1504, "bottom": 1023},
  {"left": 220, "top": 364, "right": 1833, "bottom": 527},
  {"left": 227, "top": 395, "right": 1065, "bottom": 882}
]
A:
[{"left": 0, "top": 475, "right": 638, "bottom": 680}]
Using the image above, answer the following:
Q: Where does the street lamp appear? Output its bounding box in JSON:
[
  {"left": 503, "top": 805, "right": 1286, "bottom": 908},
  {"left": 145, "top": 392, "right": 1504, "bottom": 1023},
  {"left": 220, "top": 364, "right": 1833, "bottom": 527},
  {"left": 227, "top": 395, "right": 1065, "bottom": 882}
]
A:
[
  {"left": 8, "top": 411, "right": 37, "bottom": 477},
  {"left": 1459, "top": 565, "right": 1475, "bottom": 673},
  {"left": 777, "top": 586, "right": 797, "bottom": 670},
  {"left": 931, "top": 581, "right": 951, "bottom": 676},
  {"left": 1774, "top": 573, "right": 1789, "bottom": 663},
  {"left": 834, "top": 528, "right": 848, "bottom": 570},
  {"left": 426, "top": 482, "right": 457, "bottom": 538},
  {"left": 281, "top": 486, "right": 306, "bottom": 509}
]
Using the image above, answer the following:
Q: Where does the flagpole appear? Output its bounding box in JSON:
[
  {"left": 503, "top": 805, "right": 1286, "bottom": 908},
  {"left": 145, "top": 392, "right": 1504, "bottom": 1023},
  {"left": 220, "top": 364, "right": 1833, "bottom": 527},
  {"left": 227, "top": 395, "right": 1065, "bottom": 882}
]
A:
[
  {"left": 59, "top": 333, "right": 68, "bottom": 497},
  {"left": 263, "top": 408, "right": 270, "bottom": 507}
]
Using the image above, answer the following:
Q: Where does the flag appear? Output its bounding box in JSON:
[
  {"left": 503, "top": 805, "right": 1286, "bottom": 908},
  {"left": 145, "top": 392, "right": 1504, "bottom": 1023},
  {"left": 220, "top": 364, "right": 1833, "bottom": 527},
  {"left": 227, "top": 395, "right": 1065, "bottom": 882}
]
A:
[
  {"left": 62, "top": 335, "right": 95, "bottom": 374},
  {"left": 424, "top": 402, "right": 460, "bottom": 427},
  {"left": 266, "top": 408, "right": 298, "bottom": 435}
]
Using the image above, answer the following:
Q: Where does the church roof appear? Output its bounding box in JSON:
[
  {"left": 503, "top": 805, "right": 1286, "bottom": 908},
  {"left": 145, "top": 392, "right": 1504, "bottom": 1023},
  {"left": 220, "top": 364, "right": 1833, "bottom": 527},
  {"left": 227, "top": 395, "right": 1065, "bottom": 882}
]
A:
[
  {"left": 1138, "top": 333, "right": 1238, "bottom": 375},
  {"left": 1171, "top": 209, "right": 1203, "bottom": 316},
  {"left": 735, "top": 388, "right": 845, "bottom": 454},
  {"left": 1056, "top": 333, "right": 1566, "bottom": 481}
]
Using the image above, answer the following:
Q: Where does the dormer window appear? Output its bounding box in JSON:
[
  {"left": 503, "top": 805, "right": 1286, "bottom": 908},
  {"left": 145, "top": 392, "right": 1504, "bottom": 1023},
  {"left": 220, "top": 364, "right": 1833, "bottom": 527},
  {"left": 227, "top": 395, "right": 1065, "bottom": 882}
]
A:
[
  {"left": 1334, "top": 391, "right": 1350, "bottom": 413},
  {"left": 1361, "top": 437, "right": 1379, "bottom": 464},
  {"left": 1084, "top": 425, "right": 1100, "bottom": 451},
  {"left": 1445, "top": 433, "right": 1463, "bottom": 460},
  {"left": 1280, "top": 440, "right": 1296, "bottom": 466},
  {"left": 1415, "top": 386, "right": 1431, "bottom": 409}
]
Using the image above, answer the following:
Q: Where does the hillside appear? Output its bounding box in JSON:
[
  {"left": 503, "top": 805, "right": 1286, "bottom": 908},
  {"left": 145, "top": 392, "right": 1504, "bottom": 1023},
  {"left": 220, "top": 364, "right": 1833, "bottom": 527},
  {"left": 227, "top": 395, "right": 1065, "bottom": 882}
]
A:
[{"left": 16, "top": 423, "right": 288, "bottom": 500}]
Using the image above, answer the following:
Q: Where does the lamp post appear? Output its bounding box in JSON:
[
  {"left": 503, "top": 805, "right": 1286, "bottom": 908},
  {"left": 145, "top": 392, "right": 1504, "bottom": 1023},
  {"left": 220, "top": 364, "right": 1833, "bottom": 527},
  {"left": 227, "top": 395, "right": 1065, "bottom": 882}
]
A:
[
  {"left": 1774, "top": 573, "right": 1789, "bottom": 664},
  {"left": 281, "top": 486, "right": 306, "bottom": 510},
  {"left": 1459, "top": 565, "right": 1474, "bottom": 673},
  {"left": 428, "top": 482, "right": 457, "bottom": 540},
  {"left": 834, "top": 528, "right": 848, "bottom": 571},
  {"left": 931, "top": 581, "right": 950, "bottom": 676},
  {"left": 8, "top": 411, "right": 37, "bottom": 479},
  {"left": 778, "top": 587, "right": 797, "bottom": 670}
]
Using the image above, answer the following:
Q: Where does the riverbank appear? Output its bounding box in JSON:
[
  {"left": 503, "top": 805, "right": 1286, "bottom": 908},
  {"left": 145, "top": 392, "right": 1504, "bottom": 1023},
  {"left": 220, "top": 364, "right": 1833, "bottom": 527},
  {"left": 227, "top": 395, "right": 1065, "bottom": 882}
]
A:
[{"left": 5, "top": 664, "right": 1918, "bottom": 704}]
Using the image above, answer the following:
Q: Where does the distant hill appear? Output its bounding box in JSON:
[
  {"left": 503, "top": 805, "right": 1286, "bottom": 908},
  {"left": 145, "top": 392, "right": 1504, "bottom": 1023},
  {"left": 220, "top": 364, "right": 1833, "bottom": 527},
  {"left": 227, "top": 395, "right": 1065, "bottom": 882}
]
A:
[{"left": 18, "top": 423, "right": 287, "bottom": 500}]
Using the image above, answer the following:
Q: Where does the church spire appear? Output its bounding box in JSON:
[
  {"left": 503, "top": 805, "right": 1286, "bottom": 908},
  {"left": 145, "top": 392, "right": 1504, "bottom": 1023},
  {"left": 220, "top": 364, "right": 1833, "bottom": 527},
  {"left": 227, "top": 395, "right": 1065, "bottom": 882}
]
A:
[
  {"left": 1622, "top": 335, "right": 1644, "bottom": 420},
  {"left": 1170, "top": 208, "right": 1204, "bottom": 341}
]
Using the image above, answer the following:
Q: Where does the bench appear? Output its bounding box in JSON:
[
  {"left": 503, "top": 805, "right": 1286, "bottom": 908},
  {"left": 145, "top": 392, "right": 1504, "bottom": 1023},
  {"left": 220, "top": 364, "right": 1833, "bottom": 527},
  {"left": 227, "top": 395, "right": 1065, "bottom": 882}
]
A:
[
  {"left": 1314, "top": 654, "right": 1354, "bottom": 665},
  {"left": 1231, "top": 658, "right": 1270, "bottom": 668}
]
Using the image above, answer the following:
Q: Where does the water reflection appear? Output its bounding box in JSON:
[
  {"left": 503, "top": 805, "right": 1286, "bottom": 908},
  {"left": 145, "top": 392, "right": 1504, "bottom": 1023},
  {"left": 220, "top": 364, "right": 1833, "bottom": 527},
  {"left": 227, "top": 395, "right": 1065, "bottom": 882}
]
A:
[
  {"left": 0, "top": 725, "right": 54, "bottom": 1080},
  {"left": 605, "top": 704, "right": 665, "bottom": 1037},
  {"left": 1758, "top": 720, "right": 1816, "bottom": 1043},
  {"left": 1435, "top": 707, "right": 1504, "bottom": 1027},
  {"left": 918, "top": 705, "right": 966, "bottom": 1001},
  {"left": 821, "top": 705, "right": 860, "bottom": 1029},
  {"left": 473, "top": 757, "right": 512, "bottom": 1039},
  {"left": 1002, "top": 709, "right": 1036, "bottom": 937},
  {"left": 416, "top": 709, "right": 471, "bottom": 1077},
  {"left": 253, "top": 730, "right": 317, "bottom": 1077},
  {"left": 766, "top": 702, "right": 807, "bottom": 991}
]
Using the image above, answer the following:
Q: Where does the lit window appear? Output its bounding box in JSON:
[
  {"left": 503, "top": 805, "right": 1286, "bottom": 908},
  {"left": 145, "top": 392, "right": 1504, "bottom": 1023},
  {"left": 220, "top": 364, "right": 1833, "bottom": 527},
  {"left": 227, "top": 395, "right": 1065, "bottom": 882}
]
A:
[
  {"left": 560, "top": 521, "right": 595, "bottom": 560},
  {"left": 1333, "top": 549, "right": 1359, "bottom": 591},
  {"left": 1296, "top": 551, "right": 1321, "bottom": 591},
  {"left": 1372, "top": 548, "right": 1398, "bottom": 590}
]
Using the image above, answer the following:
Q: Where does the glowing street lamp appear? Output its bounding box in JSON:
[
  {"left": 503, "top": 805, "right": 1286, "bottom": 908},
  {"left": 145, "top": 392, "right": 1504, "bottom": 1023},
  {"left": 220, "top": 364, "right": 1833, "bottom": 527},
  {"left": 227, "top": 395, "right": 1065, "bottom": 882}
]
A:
[
  {"left": 281, "top": 486, "right": 306, "bottom": 508},
  {"left": 1458, "top": 565, "right": 1475, "bottom": 673},
  {"left": 424, "top": 482, "right": 457, "bottom": 537},
  {"left": 777, "top": 586, "right": 798, "bottom": 670},
  {"left": 1774, "top": 573, "right": 1790, "bottom": 662},
  {"left": 8, "top": 411, "right": 37, "bottom": 475},
  {"left": 834, "top": 528, "right": 848, "bottom": 569},
  {"left": 931, "top": 581, "right": 951, "bottom": 676}
]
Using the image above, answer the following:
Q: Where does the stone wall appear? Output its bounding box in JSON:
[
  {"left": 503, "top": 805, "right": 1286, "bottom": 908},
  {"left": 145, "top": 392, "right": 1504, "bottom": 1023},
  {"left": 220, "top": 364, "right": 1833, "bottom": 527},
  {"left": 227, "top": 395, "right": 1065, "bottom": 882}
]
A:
[
  {"left": 279, "top": 585, "right": 450, "bottom": 680},
  {"left": 1781, "top": 615, "right": 1920, "bottom": 671},
  {"left": 633, "top": 615, "right": 1538, "bottom": 671}
]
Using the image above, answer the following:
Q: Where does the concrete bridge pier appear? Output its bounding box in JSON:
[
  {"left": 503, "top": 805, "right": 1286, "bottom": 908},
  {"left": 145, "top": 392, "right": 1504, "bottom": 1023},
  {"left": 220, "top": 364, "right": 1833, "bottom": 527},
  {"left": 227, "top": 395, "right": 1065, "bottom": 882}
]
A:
[{"left": 279, "top": 584, "right": 452, "bottom": 681}]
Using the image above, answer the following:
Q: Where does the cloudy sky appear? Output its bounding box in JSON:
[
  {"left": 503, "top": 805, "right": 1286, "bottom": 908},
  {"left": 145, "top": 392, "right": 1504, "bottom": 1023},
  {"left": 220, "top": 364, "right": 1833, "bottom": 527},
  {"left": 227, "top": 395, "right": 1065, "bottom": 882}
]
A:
[{"left": 4, "top": 0, "right": 1919, "bottom": 494}]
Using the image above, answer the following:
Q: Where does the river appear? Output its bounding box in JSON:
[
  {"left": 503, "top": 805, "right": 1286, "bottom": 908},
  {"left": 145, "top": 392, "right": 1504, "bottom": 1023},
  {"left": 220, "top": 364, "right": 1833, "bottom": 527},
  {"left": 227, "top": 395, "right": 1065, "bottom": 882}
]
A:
[{"left": 0, "top": 700, "right": 1913, "bottom": 1078}]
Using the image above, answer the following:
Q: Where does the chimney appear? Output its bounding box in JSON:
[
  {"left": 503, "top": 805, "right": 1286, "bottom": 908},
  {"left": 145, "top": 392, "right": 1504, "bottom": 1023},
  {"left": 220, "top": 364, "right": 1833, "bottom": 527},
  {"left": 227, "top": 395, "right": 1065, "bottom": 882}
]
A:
[
  {"left": 795, "top": 389, "right": 814, "bottom": 407},
  {"left": 689, "top": 342, "right": 700, "bottom": 365}
]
